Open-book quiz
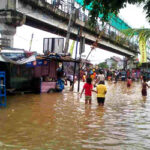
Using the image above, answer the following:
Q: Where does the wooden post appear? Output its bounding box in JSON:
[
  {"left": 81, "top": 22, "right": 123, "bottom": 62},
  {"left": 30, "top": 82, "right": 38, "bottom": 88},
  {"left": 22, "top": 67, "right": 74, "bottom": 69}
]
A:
[{"left": 77, "top": 29, "right": 83, "bottom": 92}]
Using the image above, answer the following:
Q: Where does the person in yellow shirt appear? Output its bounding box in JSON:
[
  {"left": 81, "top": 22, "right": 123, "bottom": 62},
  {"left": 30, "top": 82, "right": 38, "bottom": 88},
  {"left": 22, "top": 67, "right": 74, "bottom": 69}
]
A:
[{"left": 96, "top": 81, "right": 107, "bottom": 106}]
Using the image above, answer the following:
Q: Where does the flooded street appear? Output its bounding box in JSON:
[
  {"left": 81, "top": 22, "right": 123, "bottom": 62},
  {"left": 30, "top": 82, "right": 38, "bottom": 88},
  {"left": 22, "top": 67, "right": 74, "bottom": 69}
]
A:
[{"left": 1, "top": 81, "right": 150, "bottom": 150}]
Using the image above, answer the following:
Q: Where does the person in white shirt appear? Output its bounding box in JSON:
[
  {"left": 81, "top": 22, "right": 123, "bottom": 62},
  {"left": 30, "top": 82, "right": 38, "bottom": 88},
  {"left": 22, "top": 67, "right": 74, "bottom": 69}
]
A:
[{"left": 94, "top": 70, "right": 105, "bottom": 86}]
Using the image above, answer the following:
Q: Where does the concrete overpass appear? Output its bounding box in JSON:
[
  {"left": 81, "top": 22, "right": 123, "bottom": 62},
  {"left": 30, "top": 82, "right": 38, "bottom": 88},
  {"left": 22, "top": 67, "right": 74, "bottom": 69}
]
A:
[{"left": 0, "top": 0, "right": 139, "bottom": 57}]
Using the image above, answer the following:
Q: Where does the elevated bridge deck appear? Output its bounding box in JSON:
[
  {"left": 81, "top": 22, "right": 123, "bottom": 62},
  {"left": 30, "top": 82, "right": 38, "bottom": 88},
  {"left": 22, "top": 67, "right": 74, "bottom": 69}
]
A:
[{"left": 0, "top": 0, "right": 139, "bottom": 57}]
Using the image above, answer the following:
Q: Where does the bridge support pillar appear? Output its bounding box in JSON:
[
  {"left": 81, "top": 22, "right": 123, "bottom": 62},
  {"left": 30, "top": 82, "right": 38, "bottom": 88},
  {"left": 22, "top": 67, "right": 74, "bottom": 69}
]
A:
[
  {"left": 0, "top": 9, "right": 26, "bottom": 48},
  {"left": 0, "top": 24, "right": 16, "bottom": 47},
  {"left": 126, "top": 54, "right": 139, "bottom": 69}
]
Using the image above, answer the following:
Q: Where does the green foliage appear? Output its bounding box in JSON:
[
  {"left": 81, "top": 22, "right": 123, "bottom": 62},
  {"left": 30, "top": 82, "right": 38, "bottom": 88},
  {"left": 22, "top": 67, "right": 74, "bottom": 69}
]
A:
[
  {"left": 144, "top": 0, "right": 150, "bottom": 20},
  {"left": 122, "top": 28, "right": 150, "bottom": 43},
  {"left": 83, "top": 0, "right": 146, "bottom": 27},
  {"left": 111, "top": 62, "right": 117, "bottom": 69},
  {"left": 137, "top": 62, "right": 142, "bottom": 67},
  {"left": 98, "top": 62, "right": 108, "bottom": 69}
]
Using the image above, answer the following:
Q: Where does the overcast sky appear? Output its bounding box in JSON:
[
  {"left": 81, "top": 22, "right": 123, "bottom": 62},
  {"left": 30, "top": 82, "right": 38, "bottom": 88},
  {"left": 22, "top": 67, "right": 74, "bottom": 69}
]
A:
[
  {"left": 119, "top": 3, "right": 150, "bottom": 28},
  {"left": 14, "top": 3, "right": 150, "bottom": 64}
]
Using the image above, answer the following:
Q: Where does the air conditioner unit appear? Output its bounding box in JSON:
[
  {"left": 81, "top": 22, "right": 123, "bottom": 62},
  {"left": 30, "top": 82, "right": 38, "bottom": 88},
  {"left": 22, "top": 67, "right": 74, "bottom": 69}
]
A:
[{"left": 43, "top": 38, "right": 64, "bottom": 54}]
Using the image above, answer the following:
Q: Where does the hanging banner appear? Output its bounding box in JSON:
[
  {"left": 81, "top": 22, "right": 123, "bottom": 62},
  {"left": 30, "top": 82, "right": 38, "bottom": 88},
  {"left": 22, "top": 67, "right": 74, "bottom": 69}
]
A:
[
  {"left": 139, "top": 37, "right": 147, "bottom": 63},
  {"left": 69, "top": 40, "right": 75, "bottom": 57}
]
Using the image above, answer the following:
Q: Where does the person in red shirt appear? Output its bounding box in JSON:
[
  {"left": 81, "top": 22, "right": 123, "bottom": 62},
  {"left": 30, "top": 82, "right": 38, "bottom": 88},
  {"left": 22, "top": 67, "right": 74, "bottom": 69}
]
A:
[
  {"left": 80, "top": 77, "right": 94, "bottom": 104},
  {"left": 127, "top": 77, "right": 132, "bottom": 88}
]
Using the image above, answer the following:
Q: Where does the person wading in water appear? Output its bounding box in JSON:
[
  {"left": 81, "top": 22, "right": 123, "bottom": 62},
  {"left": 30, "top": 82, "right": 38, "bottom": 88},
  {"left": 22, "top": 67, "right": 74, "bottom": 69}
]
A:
[
  {"left": 141, "top": 77, "right": 149, "bottom": 99},
  {"left": 80, "top": 78, "right": 95, "bottom": 104}
]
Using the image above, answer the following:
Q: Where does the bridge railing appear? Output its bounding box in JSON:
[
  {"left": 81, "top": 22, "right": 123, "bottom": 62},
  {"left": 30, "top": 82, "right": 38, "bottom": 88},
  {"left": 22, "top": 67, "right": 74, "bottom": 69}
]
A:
[
  {"left": 45, "top": 0, "right": 138, "bottom": 52},
  {"left": 46, "top": 0, "right": 73, "bottom": 14}
]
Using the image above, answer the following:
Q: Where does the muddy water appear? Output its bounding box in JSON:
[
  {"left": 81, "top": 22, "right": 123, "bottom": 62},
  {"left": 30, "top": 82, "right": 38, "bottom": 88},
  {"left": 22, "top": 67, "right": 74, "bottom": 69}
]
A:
[{"left": 0, "top": 81, "right": 150, "bottom": 150}]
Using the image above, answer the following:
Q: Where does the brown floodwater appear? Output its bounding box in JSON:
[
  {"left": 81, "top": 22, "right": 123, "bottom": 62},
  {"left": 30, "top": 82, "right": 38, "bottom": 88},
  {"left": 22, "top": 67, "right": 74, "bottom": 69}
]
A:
[{"left": 0, "top": 81, "right": 150, "bottom": 150}]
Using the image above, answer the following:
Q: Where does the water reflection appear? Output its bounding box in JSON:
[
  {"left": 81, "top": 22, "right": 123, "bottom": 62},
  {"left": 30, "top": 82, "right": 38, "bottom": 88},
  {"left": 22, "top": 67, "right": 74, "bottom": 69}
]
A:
[{"left": 1, "top": 81, "right": 150, "bottom": 149}]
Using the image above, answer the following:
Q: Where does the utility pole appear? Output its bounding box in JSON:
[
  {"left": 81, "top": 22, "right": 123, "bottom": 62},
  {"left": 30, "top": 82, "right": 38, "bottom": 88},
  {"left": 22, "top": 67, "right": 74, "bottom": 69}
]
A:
[
  {"left": 64, "top": 2, "right": 82, "bottom": 53},
  {"left": 64, "top": 12, "right": 73, "bottom": 53},
  {"left": 64, "top": 2, "right": 74, "bottom": 53}
]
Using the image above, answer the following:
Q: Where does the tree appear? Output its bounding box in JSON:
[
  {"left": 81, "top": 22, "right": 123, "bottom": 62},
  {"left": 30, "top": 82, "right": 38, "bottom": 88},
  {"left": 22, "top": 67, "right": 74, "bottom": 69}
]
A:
[
  {"left": 111, "top": 62, "right": 117, "bottom": 69},
  {"left": 98, "top": 62, "right": 108, "bottom": 69},
  {"left": 122, "top": 28, "right": 150, "bottom": 42},
  {"left": 122, "top": 28, "right": 150, "bottom": 63},
  {"left": 83, "top": 0, "right": 148, "bottom": 26}
]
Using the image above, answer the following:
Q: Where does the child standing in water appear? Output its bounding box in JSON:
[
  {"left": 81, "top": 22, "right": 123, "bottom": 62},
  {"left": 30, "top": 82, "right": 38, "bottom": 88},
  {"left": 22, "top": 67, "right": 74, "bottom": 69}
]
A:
[
  {"left": 80, "top": 78, "right": 93, "bottom": 104},
  {"left": 96, "top": 81, "right": 107, "bottom": 106},
  {"left": 127, "top": 77, "right": 132, "bottom": 88},
  {"left": 141, "top": 78, "right": 149, "bottom": 97}
]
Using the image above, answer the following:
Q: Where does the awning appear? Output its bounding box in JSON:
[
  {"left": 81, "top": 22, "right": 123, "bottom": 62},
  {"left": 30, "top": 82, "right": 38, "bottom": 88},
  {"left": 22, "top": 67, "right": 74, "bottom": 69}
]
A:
[{"left": 0, "top": 54, "right": 36, "bottom": 65}]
